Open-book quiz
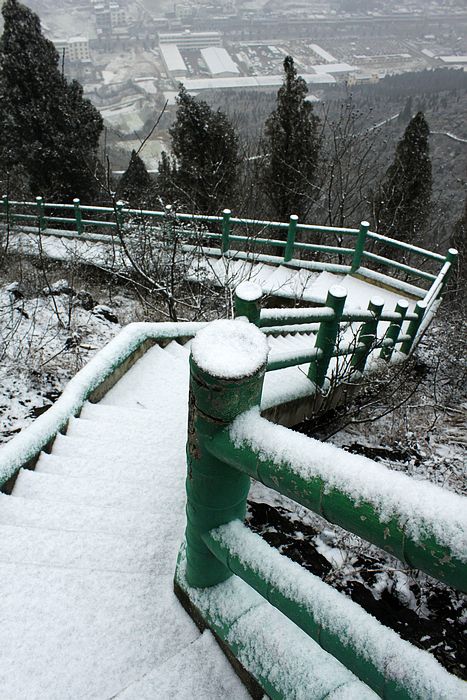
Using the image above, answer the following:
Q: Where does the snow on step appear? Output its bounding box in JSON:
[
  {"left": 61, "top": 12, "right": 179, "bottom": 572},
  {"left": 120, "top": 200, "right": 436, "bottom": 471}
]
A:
[
  {"left": 305, "top": 270, "right": 345, "bottom": 302},
  {"left": 260, "top": 265, "right": 299, "bottom": 296},
  {"left": 47, "top": 433, "right": 180, "bottom": 479},
  {"left": 0, "top": 327, "right": 264, "bottom": 699},
  {"left": 116, "top": 629, "right": 251, "bottom": 700},
  {"left": 268, "top": 332, "right": 316, "bottom": 355},
  {"left": 13, "top": 469, "right": 182, "bottom": 512},
  {"left": 261, "top": 266, "right": 320, "bottom": 299},
  {"left": 340, "top": 274, "right": 415, "bottom": 312},
  {"left": 100, "top": 342, "right": 190, "bottom": 412},
  {"left": 0, "top": 493, "right": 165, "bottom": 537},
  {"left": 0, "top": 521, "right": 180, "bottom": 573},
  {"left": 0, "top": 564, "right": 201, "bottom": 700},
  {"left": 163, "top": 339, "right": 190, "bottom": 361},
  {"left": 262, "top": 363, "right": 314, "bottom": 411},
  {"left": 35, "top": 448, "right": 180, "bottom": 485}
]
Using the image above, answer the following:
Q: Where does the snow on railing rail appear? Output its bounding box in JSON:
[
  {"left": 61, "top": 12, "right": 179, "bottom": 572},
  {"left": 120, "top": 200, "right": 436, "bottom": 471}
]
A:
[
  {"left": 0, "top": 196, "right": 455, "bottom": 291},
  {"left": 202, "top": 520, "right": 466, "bottom": 700}
]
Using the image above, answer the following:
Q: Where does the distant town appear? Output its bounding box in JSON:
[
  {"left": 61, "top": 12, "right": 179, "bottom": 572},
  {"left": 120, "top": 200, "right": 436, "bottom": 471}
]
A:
[{"left": 31, "top": 0, "right": 467, "bottom": 166}]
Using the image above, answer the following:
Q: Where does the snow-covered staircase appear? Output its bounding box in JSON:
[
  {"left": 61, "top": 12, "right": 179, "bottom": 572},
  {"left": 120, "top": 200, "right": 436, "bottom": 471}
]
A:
[
  {"left": 0, "top": 263, "right": 455, "bottom": 697},
  {"left": 188, "top": 256, "right": 419, "bottom": 310},
  {"left": 0, "top": 341, "right": 250, "bottom": 699}
]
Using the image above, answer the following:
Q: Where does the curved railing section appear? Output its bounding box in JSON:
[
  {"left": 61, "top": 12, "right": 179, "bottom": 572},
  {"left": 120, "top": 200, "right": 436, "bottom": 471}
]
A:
[{"left": 0, "top": 197, "right": 457, "bottom": 299}]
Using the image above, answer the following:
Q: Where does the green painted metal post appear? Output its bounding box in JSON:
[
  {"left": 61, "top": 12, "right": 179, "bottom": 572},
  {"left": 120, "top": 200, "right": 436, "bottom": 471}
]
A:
[
  {"left": 73, "top": 198, "right": 83, "bottom": 235},
  {"left": 185, "top": 321, "right": 268, "bottom": 588},
  {"left": 115, "top": 200, "right": 125, "bottom": 231},
  {"left": 35, "top": 196, "right": 46, "bottom": 232},
  {"left": 400, "top": 300, "right": 427, "bottom": 355},
  {"left": 380, "top": 299, "right": 409, "bottom": 361},
  {"left": 284, "top": 214, "right": 298, "bottom": 263},
  {"left": 2, "top": 194, "right": 9, "bottom": 224},
  {"left": 350, "top": 220, "right": 369, "bottom": 273},
  {"left": 221, "top": 208, "right": 231, "bottom": 254},
  {"left": 440, "top": 247, "right": 459, "bottom": 294},
  {"left": 351, "top": 296, "right": 384, "bottom": 373},
  {"left": 234, "top": 281, "right": 263, "bottom": 325},
  {"left": 308, "top": 285, "right": 347, "bottom": 388},
  {"left": 164, "top": 204, "right": 174, "bottom": 241}
]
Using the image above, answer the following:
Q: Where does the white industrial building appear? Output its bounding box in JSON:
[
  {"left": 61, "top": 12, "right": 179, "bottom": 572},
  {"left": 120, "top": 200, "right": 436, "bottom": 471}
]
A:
[
  {"left": 200, "top": 47, "right": 240, "bottom": 77},
  {"left": 182, "top": 73, "right": 336, "bottom": 92},
  {"left": 160, "top": 44, "right": 187, "bottom": 78},
  {"left": 158, "top": 30, "right": 222, "bottom": 49}
]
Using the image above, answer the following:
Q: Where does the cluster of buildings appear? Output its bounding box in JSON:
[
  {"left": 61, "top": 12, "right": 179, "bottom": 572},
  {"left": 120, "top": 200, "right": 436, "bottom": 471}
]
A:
[{"left": 159, "top": 31, "right": 240, "bottom": 79}]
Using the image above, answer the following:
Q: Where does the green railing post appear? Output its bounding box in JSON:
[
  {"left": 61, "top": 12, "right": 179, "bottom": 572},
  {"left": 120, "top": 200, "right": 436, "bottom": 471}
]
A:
[
  {"left": 35, "top": 196, "right": 46, "bottom": 232},
  {"left": 441, "top": 247, "right": 459, "bottom": 294},
  {"left": 351, "top": 295, "right": 384, "bottom": 373},
  {"left": 221, "top": 208, "right": 231, "bottom": 254},
  {"left": 73, "top": 198, "right": 83, "bottom": 235},
  {"left": 115, "top": 200, "right": 125, "bottom": 231},
  {"left": 380, "top": 299, "right": 409, "bottom": 361},
  {"left": 2, "top": 194, "right": 9, "bottom": 224},
  {"left": 400, "top": 300, "right": 427, "bottom": 355},
  {"left": 308, "top": 285, "right": 347, "bottom": 388},
  {"left": 164, "top": 204, "right": 174, "bottom": 241},
  {"left": 234, "top": 281, "right": 263, "bottom": 325},
  {"left": 284, "top": 214, "right": 298, "bottom": 263},
  {"left": 185, "top": 320, "right": 268, "bottom": 588},
  {"left": 350, "top": 220, "right": 369, "bottom": 273}
]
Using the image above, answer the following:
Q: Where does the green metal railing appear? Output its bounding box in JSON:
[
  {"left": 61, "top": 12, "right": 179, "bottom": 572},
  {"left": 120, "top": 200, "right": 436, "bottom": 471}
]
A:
[
  {"left": 177, "top": 320, "right": 467, "bottom": 699},
  {"left": 232, "top": 258, "right": 452, "bottom": 383},
  {"left": 0, "top": 196, "right": 453, "bottom": 294}
]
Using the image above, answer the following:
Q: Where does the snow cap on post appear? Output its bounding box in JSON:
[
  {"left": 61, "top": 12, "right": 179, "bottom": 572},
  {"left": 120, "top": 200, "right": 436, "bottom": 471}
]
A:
[
  {"left": 191, "top": 319, "right": 268, "bottom": 380},
  {"left": 234, "top": 281, "right": 263, "bottom": 324}
]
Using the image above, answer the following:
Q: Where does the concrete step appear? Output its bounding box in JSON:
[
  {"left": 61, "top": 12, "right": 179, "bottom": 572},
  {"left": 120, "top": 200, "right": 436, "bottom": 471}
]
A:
[
  {"left": 0, "top": 492, "right": 164, "bottom": 537},
  {"left": 0, "top": 521, "right": 181, "bottom": 574},
  {"left": 0, "top": 563, "right": 199, "bottom": 700},
  {"left": 116, "top": 630, "right": 250, "bottom": 700},
  {"left": 12, "top": 469, "right": 184, "bottom": 513}
]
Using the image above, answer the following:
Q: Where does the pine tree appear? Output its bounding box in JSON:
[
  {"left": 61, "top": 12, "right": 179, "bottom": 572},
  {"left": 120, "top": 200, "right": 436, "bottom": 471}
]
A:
[
  {"left": 158, "top": 86, "right": 239, "bottom": 214},
  {"left": 117, "top": 150, "right": 153, "bottom": 206},
  {"left": 0, "top": 0, "right": 103, "bottom": 201},
  {"left": 260, "top": 56, "right": 321, "bottom": 222},
  {"left": 376, "top": 112, "right": 432, "bottom": 244}
]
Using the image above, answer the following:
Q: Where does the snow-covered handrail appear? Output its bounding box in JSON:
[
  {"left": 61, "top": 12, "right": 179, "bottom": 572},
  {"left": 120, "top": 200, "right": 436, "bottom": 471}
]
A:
[
  {"left": 208, "top": 410, "right": 467, "bottom": 591},
  {"left": 201, "top": 520, "right": 466, "bottom": 700},
  {"left": 178, "top": 320, "right": 467, "bottom": 699},
  {"left": 0, "top": 321, "right": 206, "bottom": 489},
  {"left": 0, "top": 197, "right": 455, "bottom": 292}
]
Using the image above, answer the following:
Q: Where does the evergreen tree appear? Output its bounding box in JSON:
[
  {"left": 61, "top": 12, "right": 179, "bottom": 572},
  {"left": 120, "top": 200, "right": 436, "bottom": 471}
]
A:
[
  {"left": 376, "top": 112, "right": 432, "bottom": 243},
  {"left": 0, "top": 0, "right": 103, "bottom": 201},
  {"left": 260, "top": 56, "right": 321, "bottom": 221},
  {"left": 158, "top": 86, "right": 239, "bottom": 214},
  {"left": 117, "top": 150, "right": 153, "bottom": 206}
]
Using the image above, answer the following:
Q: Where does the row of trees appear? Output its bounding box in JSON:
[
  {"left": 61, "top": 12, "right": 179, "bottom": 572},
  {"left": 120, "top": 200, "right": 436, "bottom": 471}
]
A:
[
  {"left": 121, "top": 62, "right": 432, "bottom": 248},
  {"left": 0, "top": 0, "right": 435, "bottom": 250}
]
